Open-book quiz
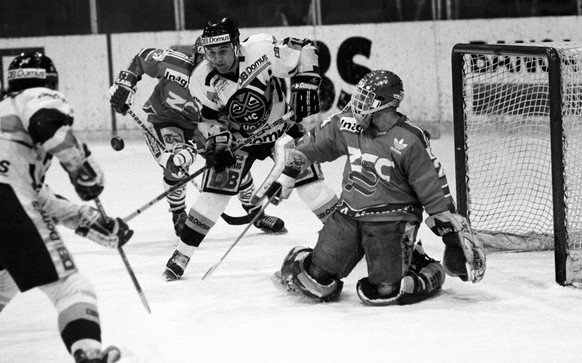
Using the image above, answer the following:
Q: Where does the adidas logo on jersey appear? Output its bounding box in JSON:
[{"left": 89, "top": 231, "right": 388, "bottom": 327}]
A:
[{"left": 391, "top": 138, "right": 408, "bottom": 154}]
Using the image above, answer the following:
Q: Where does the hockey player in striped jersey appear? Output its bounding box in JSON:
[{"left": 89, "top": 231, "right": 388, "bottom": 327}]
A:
[
  {"left": 159, "top": 17, "right": 340, "bottom": 281},
  {"left": 108, "top": 36, "right": 285, "bottom": 238},
  {"left": 253, "top": 70, "right": 486, "bottom": 305},
  {"left": 0, "top": 53, "right": 132, "bottom": 362}
]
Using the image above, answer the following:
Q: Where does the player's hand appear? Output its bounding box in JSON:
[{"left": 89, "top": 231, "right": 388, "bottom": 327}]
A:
[
  {"left": 291, "top": 75, "right": 321, "bottom": 122},
  {"left": 204, "top": 131, "right": 236, "bottom": 172},
  {"left": 172, "top": 142, "right": 197, "bottom": 168},
  {"left": 67, "top": 144, "right": 105, "bottom": 201},
  {"left": 75, "top": 206, "right": 133, "bottom": 248},
  {"left": 109, "top": 70, "right": 139, "bottom": 115}
]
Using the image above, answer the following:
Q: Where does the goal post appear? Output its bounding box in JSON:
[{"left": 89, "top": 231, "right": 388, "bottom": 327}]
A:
[{"left": 451, "top": 42, "right": 582, "bottom": 286}]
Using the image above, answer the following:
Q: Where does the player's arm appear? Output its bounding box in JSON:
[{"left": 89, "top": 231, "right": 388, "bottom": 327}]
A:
[
  {"left": 286, "top": 37, "right": 321, "bottom": 123},
  {"left": 403, "top": 137, "right": 486, "bottom": 283},
  {"left": 251, "top": 117, "right": 344, "bottom": 204},
  {"left": 109, "top": 48, "right": 178, "bottom": 115},
  {"left": 37, "top": 184, "right": 132, "bottom": 248}
]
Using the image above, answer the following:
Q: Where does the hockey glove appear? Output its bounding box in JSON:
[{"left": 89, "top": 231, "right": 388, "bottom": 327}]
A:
[
  {"left": 172, "top": 142, "right": 197, "bottom": 169},
  {"left": 426, "top": 211, "right": 486, "bottom": 283},
  {"left": 204, "top": 131, "right": 236, "bottom": 172},
  {"left": 75, "top": 206, "right": 133, "bottom": 248},
  {"left": 67, "top": 144, "right": 105, "bottom": 201},
  {"left": 109, "top": 70, "right": 139, "bottom": 115},
  {"left": 161, "top": 142, "right": 198, "bottom": 179},
  {"left": 263, "top": 167, "right": 299, "bottom": 205},
  {"left": 291, "top": 75, "right": 321, "bottom": 123}
]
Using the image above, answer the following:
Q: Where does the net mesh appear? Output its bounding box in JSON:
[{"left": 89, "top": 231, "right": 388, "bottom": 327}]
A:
[{"left": 460, "top": 42, "right": 582, "bottom": 252}]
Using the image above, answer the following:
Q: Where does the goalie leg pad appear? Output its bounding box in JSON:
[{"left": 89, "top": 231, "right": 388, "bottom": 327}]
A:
[
  {"left": 357, "top": 261, "right": 445, "bottom": 306},
  {"left": 275, "top": 247, "right": 343, "bottom": 302}
]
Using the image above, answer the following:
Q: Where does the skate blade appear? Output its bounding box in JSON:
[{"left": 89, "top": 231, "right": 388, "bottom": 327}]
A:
[
  {"left": 161, "top": 268, "right": 181, "bottom": 282},
  {"left": 261, "top": 227, "right": 288, "bottom": 235}
]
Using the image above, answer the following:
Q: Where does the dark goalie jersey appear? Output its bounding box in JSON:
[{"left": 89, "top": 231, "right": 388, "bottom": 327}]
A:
[{"left": 295, "top": 111, "right": 456, "bottom": 222}]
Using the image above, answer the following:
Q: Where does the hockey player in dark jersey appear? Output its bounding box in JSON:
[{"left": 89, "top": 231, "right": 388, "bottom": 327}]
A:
[
  {"left": 157, "top": 17, "right": 341, "bottom": 281},
  {"left": 108, "top": 36, "right": 285, "bottom": 237},
  {"left": 0, "top": 53, "right": 132, "bottom": 362},
  {"left": 253, "top": 70, "right": 486, "bottom": 305}
]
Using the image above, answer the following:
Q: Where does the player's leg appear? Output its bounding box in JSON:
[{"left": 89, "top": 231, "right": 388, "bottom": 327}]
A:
[
  {"left": 145, "top": 122, "right": 191, "bottom": 236},
  {"left": 294, "top": 162, "right": 339, "bottom": 223},
  {"left": 274, "top": 211, "right": 363, "bottom": 301},
  {"left": 238, "top": 173, "right": 286, "bottom": 233},
  {"left": 0, "top": 184, "right": 119, "bottom": 361},
  {"left": 162, "top": 151, "right": 253, "bottom": 281},
  {"left": 356, "top": 221, "right": 445, "bottom": 306},
  {"left": 39, "top": 274, "right": 121, "bottom": 363}
]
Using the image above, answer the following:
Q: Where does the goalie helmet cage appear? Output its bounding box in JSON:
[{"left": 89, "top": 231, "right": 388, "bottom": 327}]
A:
[{"left": 451, "top": 42, "right": 582, "bottom": 286}]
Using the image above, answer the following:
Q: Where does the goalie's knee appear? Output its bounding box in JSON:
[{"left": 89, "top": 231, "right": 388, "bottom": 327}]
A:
[{"left": 277, "top": 247, "right": 343, "bottom": 302}]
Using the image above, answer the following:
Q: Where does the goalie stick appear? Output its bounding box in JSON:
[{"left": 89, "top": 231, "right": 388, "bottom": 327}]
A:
[
  {"left": 125, "top": 108, "right": 254, "bottom": 225},
  {"left": 93, "top": 198, "right": 151, "bottom": 314},
  {"left": 123, "top": 111, "right": 294, "bottom": 223}
]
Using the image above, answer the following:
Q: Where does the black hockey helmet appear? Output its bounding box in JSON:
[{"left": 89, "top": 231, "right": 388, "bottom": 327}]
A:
[
  {"left": 7, "top": 52, "right": 58, "bottom": 92},
  {"left": 200, "top": 17, "right": 240, "bottom": 48}
]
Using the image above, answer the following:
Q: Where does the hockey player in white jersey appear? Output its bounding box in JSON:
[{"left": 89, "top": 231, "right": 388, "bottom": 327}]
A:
[
  {"left": 109, "top": 36, "right": 285, "bottom": 236},
  {"left": 0, "top": 53, "right": 133, "bottom": 362},
  {"left": 253, "top": 70, "right": 486, "bottom": 305},
  {"left": 160, "top": 17, "right": 340, "bottom": 281}
]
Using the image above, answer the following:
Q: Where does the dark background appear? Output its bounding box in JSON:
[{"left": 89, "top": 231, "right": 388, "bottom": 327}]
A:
[{"left": 1, "top": 0, "right": 578, "bottom": 37}]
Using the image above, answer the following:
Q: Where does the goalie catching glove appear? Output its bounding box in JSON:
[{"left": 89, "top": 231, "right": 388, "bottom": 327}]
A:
[
  {"left": 75, "top": 206, "right": 133, "bottom": 248},
  {"left": 290, "top": 75, "right": 321, "bottom": 123},
  {"left": 204, "top": 131, "right": 236, "bottom": 172},
  {"left": 109, "top": 70, "right": 139, "bottom": 115},
  {"left": 425, "top": 211, "right": 486, "bottom": 283}
]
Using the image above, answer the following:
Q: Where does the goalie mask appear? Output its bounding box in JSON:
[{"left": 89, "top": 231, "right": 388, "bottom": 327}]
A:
[
  {"left": 350, "top": 70, "right": 404, "bottom": 128},
  {"left": 7, "top": 52, "right": 58, "bottom": 93}
]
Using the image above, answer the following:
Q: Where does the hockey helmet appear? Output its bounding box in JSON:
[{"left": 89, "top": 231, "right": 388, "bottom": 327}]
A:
[
  {"left": 350, "top": 70, "right": 404, "bottom": 128},
  {"left": 200, "top": 17, "right": 240, "bottom": 48},
  {"left": 192, "top": 35, "right": 206, "bottom": 66},
  {"left": 7, "top": 52, "right": 58, "bottom": 92}
]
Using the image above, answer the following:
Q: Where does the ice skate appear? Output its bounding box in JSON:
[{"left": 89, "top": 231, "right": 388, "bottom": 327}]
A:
[
  {"left": 172, "top": 209, "right": 187, "bottom": 237},
  {"left": 73, "top": 346, "right": 121, "bottom": 363},
  {"left": 162, "top": 250, "right": 190, "bottom": 281},
  {"left": 254, "top": 214, "right": 287, "bottom": 234}
]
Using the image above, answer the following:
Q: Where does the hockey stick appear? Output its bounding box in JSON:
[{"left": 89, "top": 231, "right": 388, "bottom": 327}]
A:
[
  {"left": 94, "top": 198, "right": 152, "bottom": 314},
  {"left": 125, "top": 108, "right": 252, "bottom": 225},
  {"left": 201, "top": 185, "right": 282, "bottom": 280},
  {"left": 122, "top": 111, "right": 294, "bottom": 223}
]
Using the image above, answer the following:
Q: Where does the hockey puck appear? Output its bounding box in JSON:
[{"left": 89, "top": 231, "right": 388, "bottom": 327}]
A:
[{"left": 110, "top": 136, "right": 125, "bottom": 151}]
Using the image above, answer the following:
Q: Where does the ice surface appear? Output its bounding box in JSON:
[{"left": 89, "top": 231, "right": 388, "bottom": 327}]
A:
[{"left": 1, "top": 132, "right": 581, "bottom": 362}]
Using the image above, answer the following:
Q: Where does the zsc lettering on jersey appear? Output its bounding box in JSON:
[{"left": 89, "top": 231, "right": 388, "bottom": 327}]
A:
[{"left": 347, "top": 146, "right": 394, "bottom": 191}]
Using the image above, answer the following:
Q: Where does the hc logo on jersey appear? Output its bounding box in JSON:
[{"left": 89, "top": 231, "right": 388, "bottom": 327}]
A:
[{"left": 227, "top": 88, "right": 268, "bottom": 131}]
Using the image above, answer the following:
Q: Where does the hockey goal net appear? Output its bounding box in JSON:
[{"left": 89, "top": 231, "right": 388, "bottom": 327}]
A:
[{"left": 452, "top": 42, "right": 582, "bottom": 286}]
